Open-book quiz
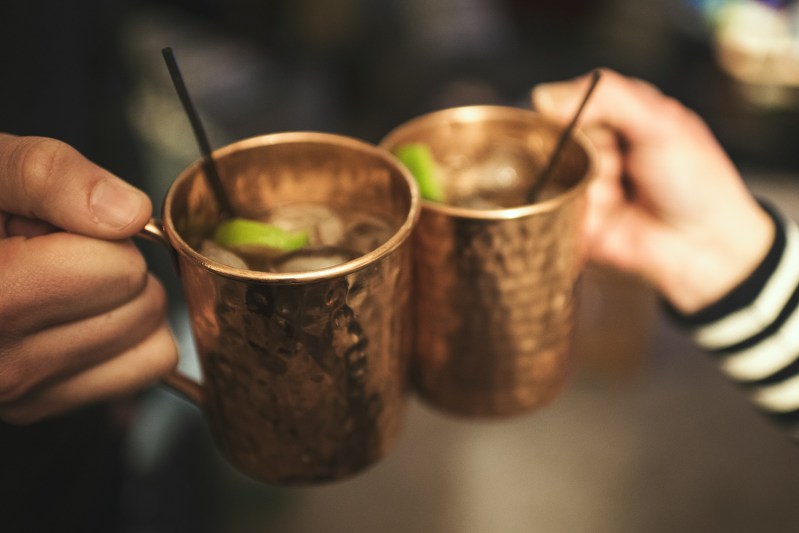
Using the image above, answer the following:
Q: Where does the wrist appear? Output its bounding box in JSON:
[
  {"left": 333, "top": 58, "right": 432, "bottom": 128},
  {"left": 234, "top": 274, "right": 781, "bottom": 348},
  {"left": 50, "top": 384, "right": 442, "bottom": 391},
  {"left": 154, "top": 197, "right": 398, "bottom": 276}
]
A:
[{"left": 656, "top": 201, "right": 776, "bottom": 315}]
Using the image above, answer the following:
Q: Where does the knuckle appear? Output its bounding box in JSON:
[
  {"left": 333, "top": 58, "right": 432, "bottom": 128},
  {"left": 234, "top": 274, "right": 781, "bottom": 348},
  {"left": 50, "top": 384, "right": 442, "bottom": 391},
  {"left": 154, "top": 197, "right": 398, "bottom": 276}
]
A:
[
  {"left": 594, "top": 67, "right": 617, "bottom": 82},
  {"left": 154, "top": 338, "right": 179, "bottom": 376},
  {"left": 652, "top": 96, "right": 696, "bottom": 135},
  {"left": 659, "top": 95, "right": 686, "bottom": 117},
  {"left": 146, "top": 326, "right": 179, "bottom": 378},
  {"left": 119, "top": 245, "right": 149, "bottom": 297},
  {"left": 0, "top": 364, "right": 31, "bottom": 405},
  {"left": 9, "top": 137, "right": 72, "bottom": 208},
  {"left": 661, "top": 96, "right": 693, "bottom": 126},
  {"left": 145, "top": 277, "right": 169, "bottom": 323}
]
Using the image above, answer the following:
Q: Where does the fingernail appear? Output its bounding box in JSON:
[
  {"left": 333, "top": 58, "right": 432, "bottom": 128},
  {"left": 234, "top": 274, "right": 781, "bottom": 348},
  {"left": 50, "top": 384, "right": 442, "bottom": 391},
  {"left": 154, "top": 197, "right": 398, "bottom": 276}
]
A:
[{"left": 89, "top": 178, "right": 146, "bottom": 230}]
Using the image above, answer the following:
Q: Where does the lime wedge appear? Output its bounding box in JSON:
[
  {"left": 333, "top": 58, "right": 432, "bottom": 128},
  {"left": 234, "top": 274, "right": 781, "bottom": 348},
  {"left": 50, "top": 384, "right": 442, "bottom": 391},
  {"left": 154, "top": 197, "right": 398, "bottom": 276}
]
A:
[
  {"left": 213, "top": 218, "right": 309, "bottom": 251},
  {"left": 394, "top": 143, "right": 445, "bottom": 202}
]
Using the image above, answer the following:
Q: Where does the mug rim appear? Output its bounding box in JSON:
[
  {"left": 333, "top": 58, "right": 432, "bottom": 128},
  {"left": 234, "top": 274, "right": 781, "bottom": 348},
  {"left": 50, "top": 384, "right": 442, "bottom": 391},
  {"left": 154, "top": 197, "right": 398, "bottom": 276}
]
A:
[
  {"left": 379, "top": 104, "right": 597, "bottom": 221},
  {"left": 162, "top": 131, "right": 421, "bottom": 284}
]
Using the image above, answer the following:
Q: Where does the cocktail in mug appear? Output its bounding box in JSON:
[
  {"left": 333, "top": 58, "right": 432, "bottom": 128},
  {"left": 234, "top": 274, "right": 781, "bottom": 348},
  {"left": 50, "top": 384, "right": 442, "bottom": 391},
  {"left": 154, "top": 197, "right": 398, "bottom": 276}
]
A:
[
  {"left": 144, "top": 132, "right": 419, "bottom": 484},
  {"left": 382, "top": 106, "right": 595, "bottom": 417}
]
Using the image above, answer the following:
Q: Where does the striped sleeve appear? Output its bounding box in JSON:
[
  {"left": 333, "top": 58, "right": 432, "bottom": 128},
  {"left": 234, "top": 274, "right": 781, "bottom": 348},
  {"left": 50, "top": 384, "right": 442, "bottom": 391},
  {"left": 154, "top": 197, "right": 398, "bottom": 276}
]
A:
[{"left": 665, "top": 202, "right": 799, "bottom": 440}]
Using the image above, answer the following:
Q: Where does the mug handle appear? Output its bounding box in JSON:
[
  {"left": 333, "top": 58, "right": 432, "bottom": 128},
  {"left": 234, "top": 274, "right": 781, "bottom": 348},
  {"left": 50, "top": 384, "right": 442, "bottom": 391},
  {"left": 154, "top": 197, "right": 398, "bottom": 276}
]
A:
[{"left": 138, "top": 219, "right": 204, "bottom": 407}]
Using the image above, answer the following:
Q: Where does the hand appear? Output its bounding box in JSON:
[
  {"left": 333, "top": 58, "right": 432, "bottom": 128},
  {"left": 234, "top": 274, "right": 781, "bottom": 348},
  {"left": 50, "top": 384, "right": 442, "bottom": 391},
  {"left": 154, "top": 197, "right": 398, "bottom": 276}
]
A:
[
  {"left": 0, "top": 134, "right": 177, "bottom": 423},
  {"left": 532, "top": 69, "right": 774, "bottom": 314}
]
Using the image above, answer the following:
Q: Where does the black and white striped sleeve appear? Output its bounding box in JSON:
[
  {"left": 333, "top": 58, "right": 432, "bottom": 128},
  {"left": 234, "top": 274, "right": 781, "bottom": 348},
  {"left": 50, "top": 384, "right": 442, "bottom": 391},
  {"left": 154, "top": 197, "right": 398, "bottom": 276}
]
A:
[{"left": 666, "top": 202, "right": 799, "bottom": 439}]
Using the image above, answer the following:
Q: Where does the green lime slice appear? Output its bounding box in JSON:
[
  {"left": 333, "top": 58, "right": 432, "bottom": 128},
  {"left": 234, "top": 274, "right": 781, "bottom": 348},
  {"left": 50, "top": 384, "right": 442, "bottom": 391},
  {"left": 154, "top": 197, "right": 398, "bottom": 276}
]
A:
[
  {"left": 213, "top": 218, "right": 309, "bottom": 251},
  {"left": 394, "top": 143, "right": 445, "bottom": 202}
]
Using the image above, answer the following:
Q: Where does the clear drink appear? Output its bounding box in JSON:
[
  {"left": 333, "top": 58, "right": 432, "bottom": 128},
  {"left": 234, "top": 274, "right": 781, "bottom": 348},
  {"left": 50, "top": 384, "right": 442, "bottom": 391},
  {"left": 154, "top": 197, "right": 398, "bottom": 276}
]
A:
[
  {"left": 381, "top": 105, "right": 594, "bottom": 417},
  {"left": 198, "top": 202, "right": 395, "bottom": 273},
  {"left": 397, "top": 139, "right": 564, "bottom": 210}
]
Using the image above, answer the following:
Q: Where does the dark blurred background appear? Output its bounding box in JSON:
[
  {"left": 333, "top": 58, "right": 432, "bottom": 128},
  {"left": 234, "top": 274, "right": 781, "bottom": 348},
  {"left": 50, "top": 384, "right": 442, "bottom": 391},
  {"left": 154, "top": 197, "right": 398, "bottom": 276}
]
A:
[
  {"left": 2, "top": 1, "right": 799, "bottom": 532},
  {"left": 5, "top": 0, "right": 799, "bottom": 186}
]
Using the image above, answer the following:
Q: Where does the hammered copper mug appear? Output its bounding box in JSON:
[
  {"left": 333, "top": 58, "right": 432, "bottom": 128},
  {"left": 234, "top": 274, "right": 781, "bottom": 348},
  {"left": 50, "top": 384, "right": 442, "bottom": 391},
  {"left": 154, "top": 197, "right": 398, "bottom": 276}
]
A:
[
  {"left": 380, "top": 106, "right": 596, "bottom": 417},
  {"left": 141, "top": 132, "right": 420, "bottom": 484}
]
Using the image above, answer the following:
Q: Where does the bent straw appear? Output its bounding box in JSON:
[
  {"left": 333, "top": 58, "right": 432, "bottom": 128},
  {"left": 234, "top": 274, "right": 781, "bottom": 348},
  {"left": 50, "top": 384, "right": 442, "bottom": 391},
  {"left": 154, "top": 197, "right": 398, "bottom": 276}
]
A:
[
  {"left": 527, "top": 69, "right": 601, "bottom": 203},
  {"left": 162, "top": 46, "right": 235, "bottom": 218}
]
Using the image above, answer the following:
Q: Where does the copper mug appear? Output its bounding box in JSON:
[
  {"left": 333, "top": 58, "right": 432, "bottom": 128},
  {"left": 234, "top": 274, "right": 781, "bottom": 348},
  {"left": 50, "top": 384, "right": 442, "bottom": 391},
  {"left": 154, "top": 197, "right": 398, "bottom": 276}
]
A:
[
  {"left": 380, "top": 106, "right": 596, "bottom": 417},
  {"left": 142, "top": 132, "right": 420, "bottom": 484}
]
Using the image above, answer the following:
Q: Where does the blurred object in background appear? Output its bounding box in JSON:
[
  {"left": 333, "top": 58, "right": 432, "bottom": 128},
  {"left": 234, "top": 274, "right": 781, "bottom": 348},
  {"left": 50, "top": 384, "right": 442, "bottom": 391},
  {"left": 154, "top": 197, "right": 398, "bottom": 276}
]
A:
[{"left": 695, "top": 0, "right": 799, "bottom": 108}]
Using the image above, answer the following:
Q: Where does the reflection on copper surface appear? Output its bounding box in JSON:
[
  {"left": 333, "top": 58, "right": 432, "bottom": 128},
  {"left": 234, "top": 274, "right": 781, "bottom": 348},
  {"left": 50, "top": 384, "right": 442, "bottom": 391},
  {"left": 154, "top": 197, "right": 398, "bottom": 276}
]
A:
[
  {"left": 381, "top": 106, "right": 595, "bottom": 417},
  {"left": 144, "top": 132, "right": 419, "bottom": 484}
]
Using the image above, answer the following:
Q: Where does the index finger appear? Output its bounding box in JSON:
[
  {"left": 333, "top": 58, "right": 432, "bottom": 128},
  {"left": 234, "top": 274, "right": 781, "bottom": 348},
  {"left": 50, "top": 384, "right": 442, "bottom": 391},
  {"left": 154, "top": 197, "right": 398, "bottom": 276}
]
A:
[
  {"left": 0, "top": 232, "right": 150, "bottom": 335},
  {"left": 531, "top": 68, "right": 702, "bottom": 145}
]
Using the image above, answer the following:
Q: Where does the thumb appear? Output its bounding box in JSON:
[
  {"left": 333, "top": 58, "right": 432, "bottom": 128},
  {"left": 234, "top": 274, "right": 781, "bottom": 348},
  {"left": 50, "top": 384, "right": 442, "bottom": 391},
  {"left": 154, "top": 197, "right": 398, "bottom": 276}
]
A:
[{"left": 0, "top": 134, "right": 151, "bottom": 239}]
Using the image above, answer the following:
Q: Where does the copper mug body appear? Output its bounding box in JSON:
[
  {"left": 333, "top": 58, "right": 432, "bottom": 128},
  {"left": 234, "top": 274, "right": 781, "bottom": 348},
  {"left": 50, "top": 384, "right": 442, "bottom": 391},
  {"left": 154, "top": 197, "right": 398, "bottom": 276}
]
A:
[
  {"left": 142, "top": 132, "right": 420, "bottom": 484},
  {"left": 381, "top": 106, "right": 595, "bottom": 417}
]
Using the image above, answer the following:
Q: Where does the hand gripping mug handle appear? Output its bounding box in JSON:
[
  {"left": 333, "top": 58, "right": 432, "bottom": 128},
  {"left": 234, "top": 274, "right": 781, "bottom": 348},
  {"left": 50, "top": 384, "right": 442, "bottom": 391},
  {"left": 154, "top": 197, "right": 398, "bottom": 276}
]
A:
[{"left": 138, "top": 219, "right": 204, "bottom": 407}]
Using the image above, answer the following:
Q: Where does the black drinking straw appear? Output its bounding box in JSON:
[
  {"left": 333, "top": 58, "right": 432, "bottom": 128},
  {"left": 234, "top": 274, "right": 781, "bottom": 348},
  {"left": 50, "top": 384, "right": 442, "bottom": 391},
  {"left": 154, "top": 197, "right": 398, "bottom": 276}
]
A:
[
  {"left": 527, "top": 69, "right": 601, "bottom": 203},
  {"left": 162, "top": 47, "right": 235, "bottom": 218}
]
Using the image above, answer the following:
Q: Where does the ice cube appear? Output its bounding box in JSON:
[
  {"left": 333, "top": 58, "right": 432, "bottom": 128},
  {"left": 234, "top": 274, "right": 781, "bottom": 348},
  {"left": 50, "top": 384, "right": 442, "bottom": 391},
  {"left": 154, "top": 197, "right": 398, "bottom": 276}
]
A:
[
  {"left": 269, "top": 246, "right": 358, "bottom": 273},
  {"left": 443, "top": 142, "right": 541, "bottom": 209},
  {"left": 199, "top": 239, "right": 249, "bottom": 269},
  {"left": 230, "top": 244, "right": 289, "bottom": 272},
  {"left": 341, "top": 213, "right": 393, "bottom": 254},
  {"left": 263, "top": 203, "right": 345, "bottom": 247}
]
